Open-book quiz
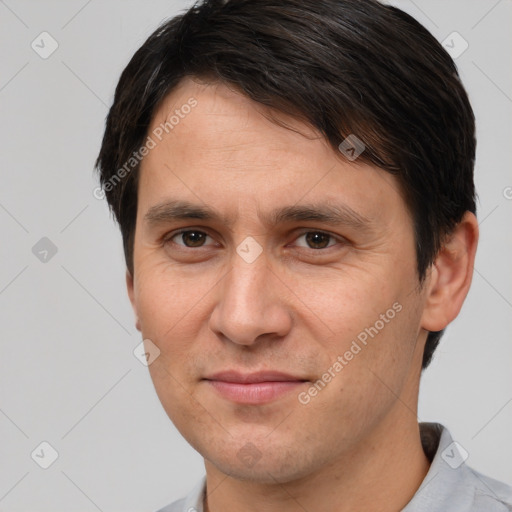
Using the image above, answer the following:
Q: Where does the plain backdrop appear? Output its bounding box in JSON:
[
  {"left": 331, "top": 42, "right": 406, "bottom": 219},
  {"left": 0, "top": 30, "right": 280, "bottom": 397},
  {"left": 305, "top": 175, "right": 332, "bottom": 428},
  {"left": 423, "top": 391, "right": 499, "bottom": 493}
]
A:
[{"left": 0, "top": 0, "right": 511, "bottom": 511}]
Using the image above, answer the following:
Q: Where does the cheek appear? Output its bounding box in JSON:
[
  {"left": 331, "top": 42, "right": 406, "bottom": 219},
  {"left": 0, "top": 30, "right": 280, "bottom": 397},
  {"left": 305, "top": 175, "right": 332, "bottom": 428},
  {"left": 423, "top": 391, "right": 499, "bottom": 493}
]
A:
[
  {"left": 289, "top": 269, "right": 398, "bottom": 350},
  {"left": 302, "top": 269, "right": 421, "bottom": 398},
  {"left": 134, "top": 261, "right": 214, "bottom": 338},
  {"left": 134, "top": 266, "right": 208, "bottom": 419},
  {"left": 304, "top": 301, "right": 423, "bottom": 448}
]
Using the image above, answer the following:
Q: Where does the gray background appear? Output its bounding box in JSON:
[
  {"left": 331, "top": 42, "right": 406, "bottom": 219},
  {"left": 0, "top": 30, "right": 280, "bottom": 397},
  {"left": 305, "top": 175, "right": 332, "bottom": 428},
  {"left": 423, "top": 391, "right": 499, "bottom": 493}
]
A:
[{"left": 0, "top": 0, "right": 511, "bottom": 510}]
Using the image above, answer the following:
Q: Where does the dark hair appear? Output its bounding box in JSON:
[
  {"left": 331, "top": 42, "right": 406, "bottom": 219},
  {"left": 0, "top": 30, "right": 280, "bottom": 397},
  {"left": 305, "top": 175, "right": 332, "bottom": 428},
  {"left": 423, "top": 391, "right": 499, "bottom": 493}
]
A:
[{"left": 95, "top": 0, "right": 476, "bottom": 369}]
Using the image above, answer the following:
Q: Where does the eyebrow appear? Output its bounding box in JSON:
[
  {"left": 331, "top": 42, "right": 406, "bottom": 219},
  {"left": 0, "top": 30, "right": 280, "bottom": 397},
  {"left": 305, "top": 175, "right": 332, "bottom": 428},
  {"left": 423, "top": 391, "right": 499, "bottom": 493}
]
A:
[{"left": 144, "top": 199, "right": 374, "bottom": 232}]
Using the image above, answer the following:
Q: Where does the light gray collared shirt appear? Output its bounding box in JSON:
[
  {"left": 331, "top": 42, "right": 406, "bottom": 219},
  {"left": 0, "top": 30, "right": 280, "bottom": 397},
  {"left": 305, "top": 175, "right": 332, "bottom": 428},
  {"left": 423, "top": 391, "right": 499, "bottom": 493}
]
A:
[{"left": 156, "top": 423, "right": 512, "bottom": 512}]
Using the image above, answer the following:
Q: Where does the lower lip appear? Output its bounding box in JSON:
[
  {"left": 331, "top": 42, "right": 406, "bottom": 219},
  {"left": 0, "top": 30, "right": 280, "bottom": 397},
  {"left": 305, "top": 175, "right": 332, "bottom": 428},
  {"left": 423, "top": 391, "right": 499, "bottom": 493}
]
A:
[{"left": 205, "top": 380, "right": 306, "bottom": 404}]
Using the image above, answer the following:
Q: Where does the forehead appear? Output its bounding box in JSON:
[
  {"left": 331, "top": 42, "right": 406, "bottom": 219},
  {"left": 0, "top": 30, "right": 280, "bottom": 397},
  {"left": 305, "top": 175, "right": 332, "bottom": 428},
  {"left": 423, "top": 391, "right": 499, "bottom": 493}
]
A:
[
  {"left": 138, "top": 77, "right": 408, "bottom": 228},
  {"left": 149, "top": 77, "right": 327, "bottom": 163}
]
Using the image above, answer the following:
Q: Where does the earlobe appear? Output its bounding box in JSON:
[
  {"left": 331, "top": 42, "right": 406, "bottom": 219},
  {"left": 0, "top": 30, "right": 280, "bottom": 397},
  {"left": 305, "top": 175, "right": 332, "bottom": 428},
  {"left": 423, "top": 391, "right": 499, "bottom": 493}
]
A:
[
  {"left": 420, "top": 212, "right": 479, "bottom": 332},
  {"left": 126, "top": 269, "right": 141, "bottom": 332}
]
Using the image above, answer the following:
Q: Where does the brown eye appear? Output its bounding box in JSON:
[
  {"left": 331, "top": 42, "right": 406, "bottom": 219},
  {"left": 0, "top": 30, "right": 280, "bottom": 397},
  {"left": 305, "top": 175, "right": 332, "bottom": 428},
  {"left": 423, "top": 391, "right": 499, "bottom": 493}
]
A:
[
  {"left": 305, "top": 232, "right": 331, "bottom": 249},
  {"left": 295, "top": 231, "right": 339, "bottom": 250},
  {"left": 171, "top": 230, "right": 211, "bottom": 247}
]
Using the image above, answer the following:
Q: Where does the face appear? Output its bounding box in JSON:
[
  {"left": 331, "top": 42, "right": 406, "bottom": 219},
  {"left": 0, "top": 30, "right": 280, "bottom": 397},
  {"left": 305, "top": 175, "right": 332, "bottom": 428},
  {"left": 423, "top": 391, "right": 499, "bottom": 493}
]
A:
[{"left": 127, "top": 77, "right": 431, "bottom": 483}]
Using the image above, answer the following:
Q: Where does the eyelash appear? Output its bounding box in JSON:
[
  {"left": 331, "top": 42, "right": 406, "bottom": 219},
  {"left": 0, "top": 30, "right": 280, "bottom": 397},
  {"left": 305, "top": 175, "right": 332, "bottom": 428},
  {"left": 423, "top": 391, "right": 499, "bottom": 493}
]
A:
[{"left": 162, "top": 228, "right": 344, "bottom": 251}]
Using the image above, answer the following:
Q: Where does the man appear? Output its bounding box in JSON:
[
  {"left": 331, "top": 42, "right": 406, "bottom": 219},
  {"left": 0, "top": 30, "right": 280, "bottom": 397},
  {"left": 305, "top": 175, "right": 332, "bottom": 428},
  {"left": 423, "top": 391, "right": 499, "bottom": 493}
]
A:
[{"left": 95, "top": 0, "right": 512, "bottom": 510}]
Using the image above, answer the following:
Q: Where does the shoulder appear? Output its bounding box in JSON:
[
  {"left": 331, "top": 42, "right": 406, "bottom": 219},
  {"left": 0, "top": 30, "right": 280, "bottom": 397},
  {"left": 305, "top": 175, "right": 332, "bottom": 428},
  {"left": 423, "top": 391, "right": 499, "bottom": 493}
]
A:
[
  {"left": 465, "top": 466, "right": 512, "bottom": 512},
  {"left": 154, "top": 475, "right": 206, "bottom": 512},
  {"left": 154, "top": 497, "right": 187, "bottom": 512},
  {"left": 404, "top": 423, "right": 512, "bottom": 512},
  {"left": 155, "top": 497, "right": 189, "bottom": 512}
]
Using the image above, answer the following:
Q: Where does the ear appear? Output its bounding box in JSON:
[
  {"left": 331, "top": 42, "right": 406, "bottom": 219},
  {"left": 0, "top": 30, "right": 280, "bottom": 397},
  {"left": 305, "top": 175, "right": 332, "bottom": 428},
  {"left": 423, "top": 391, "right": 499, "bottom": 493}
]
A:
[
  {"left": 126, "top": 269, "right": 141, "bottom": 332},
  {"left": 421, "top": 211, "right": 479, "bottom": 332}
]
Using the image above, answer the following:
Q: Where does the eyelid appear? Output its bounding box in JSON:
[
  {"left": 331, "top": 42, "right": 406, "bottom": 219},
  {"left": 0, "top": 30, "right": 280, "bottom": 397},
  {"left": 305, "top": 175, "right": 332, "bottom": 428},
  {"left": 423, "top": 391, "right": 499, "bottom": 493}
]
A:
[
  {"left": 290, "top": 229, "right": 345, "bottom": 249},
  {"left": 162, "top": 227, "right": 347, "bottom": 249},
  {"left": 163, "top": 228, "right": 217, "bottom": 246}
]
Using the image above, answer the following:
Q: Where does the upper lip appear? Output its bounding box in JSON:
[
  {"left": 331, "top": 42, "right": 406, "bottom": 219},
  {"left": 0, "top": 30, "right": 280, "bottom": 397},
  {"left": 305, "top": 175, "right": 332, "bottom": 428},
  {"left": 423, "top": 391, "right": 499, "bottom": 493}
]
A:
[{"left": 204, "top": 370, "right": 308, "bottom": 383}]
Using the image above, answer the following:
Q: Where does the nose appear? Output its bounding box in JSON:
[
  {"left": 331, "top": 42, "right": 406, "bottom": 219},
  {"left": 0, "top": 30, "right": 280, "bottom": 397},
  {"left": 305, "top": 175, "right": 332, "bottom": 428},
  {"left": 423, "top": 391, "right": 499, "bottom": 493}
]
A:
[{"left": 208, "top": 253, "right": 293, "bottom": 347}]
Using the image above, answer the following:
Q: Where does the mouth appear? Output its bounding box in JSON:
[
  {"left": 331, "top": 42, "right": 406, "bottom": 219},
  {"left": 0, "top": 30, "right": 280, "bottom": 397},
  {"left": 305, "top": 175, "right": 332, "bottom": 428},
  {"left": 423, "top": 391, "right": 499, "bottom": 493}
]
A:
[{"left": 203, "top": 370, "right": 309, "bottom": 405}]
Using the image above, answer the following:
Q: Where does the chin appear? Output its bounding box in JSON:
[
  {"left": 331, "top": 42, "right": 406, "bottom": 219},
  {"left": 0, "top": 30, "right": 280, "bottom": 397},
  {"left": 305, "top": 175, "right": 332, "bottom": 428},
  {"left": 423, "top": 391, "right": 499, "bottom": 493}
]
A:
[
  {"left": 213, "top": 460, "right": 308, "bottom": 484},
  {"left": 204, "top": 442, "right": 319, "bottom": 484}
]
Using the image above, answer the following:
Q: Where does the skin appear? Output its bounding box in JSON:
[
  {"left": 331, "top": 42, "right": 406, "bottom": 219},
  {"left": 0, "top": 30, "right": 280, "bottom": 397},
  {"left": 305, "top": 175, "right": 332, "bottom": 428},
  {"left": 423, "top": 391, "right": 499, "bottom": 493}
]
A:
[{"left": 126, "top": 77, "right": 479, "bottom": 512}]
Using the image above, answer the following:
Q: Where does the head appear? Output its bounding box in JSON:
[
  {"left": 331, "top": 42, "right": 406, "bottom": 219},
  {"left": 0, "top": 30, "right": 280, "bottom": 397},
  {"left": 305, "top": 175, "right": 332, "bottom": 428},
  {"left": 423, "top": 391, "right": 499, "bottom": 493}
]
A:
[{"left": 96, "top": 0, "right": 478, "bottom": 483}]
